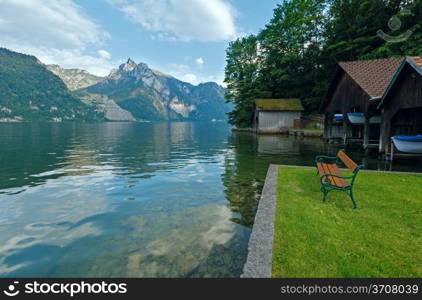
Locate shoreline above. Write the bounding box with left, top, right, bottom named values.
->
left=232, top=127, right=323, bottom=137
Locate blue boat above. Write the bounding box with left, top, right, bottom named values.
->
left=392, top=135, right=422, bottom=154
left=334, top=114, right=344, bottom=122
left=347, top=112, right=365, bottom=124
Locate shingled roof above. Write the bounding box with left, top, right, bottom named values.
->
left=338, top=58, right=404, bottom=99
left=255, top=99, right=304, bottom=111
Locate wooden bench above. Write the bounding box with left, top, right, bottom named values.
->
left=315, top=151, right=363, bottom=209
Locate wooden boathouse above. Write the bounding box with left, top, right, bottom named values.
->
left=324, top=58, right=403, bottom=149
left=253, top=99, right=304, bottom=134
left=378, top=57, right=422, bottom=155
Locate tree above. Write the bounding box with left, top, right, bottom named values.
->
left=224, top=0, right=422, bottom=128
left=224, top=35, right=265, bottom=128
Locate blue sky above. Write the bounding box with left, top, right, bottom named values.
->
left=0, top=0, right=280, bottom=85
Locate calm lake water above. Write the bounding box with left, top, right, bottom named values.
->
left=1, top=122, right=421, bottom=278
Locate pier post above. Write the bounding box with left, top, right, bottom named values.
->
left=343, top=116, right=348, bottom=146
left=379, top=115, right=391, bottom=156
left=363, top=117, right=370, bottom=149
left=323, top=115, right=329, bottom=139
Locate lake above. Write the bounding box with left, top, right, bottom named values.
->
left=1, top=122, right=421, bottom=277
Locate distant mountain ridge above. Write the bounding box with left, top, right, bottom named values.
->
left=84, top=59, right=230, bottom=121
left=0, top=48, right=230, bottom=122
left=46, top=64, right=105, bottom=91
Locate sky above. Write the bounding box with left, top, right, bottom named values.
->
left=0, top=0, right=280, bottom=85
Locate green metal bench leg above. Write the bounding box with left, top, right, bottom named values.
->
left=321, top=187, right=329, bottom=203
left=349, top=189, right=358, bottom=209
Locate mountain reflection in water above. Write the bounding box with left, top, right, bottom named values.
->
left=0, top=122, right=421, bottom=277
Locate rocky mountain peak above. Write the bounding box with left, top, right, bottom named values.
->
left=109, top=59, right=157, bottom=85
left=135, top=62, right=150, bottom=72
left=120, top=58, right=138, bottom=72
left=83, top=55, right=230, bottom=122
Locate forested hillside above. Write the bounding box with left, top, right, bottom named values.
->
left=0, top=48, right=103, bottom=121
left=225, top=0, right=422, bottom=128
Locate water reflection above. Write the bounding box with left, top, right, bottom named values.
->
left=0, top=122, right=252, bottom=277
left=1, top=123, right=421, bottom=278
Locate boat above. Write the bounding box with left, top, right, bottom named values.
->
left=392, top=135, right=422, bottom=154
left=347, top=113, right=365, bottom=124
left=346, top=113, right=381, bottom=125
left=334, top=114, right=344, bottom=122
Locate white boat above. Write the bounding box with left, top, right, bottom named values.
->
left=347, top=113, right=365, bottom=124
left=392, top=135, right=422, bottom=154
left=347, top=113, right=381, bottom=125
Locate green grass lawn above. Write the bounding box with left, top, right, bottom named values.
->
left=273, top=166, right=422, bottom=278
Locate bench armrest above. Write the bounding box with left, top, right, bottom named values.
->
left=315, top=155, right=338, bottom=164
left=355, top=165, right=364, bottom=173
left=320, top=174, right=354, bottom=185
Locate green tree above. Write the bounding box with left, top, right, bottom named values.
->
left=224, top=0, right=422, bottom=128
left=324, top=0, right=422, bottom=60
left=224, top=35, right=266, bottom=128
left=224, top=0, right=328, bottom=127
left=365, top=0, right=422, bottom=58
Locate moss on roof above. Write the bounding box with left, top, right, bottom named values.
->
left=255, top=99, right=304, bottom=111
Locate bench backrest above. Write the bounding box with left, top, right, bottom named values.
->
left=337, top=151, right=358, bottom=173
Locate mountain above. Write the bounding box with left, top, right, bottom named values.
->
left=84, top=59, right=231, bottom=121
left=0, top=48, right=103, bottom=122
left=46, top=64, right=105, bottom=90
left=76, top=92, right=136, bottom=122
left=46, top=63, right=136, bottom=121
left=0, top=48, right=230, bottom=123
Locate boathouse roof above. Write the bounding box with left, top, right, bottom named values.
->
left=408, top=56, right=422, bottom=74
left=338, top=58, right=404, bottom=99
left=255, top=99, right=304, bottom=112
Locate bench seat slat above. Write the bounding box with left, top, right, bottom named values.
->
left=317, top=162, right=349, bottom=188
left=328, top=165, right=349, bottom=188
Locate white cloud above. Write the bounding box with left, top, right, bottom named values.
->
left=205, top=75, right=226, bottom=87
left=109, top=0, right=239, bottom=42
left=98, top=50, right=112, bottom=60
left=164, top=58, right=227, bottom=86
left=39, top=48, right=114, bottom=76
left=174, top=72, right=226, bottom=87
left=168, top=63, right=191, bottom=72
left=165, top=63, right=224, bottom=86
left=195, top=57, right=204, bottom=68
left=0, top=0, right=113, bottom=76
left=179, top=73, right=201, bottom=85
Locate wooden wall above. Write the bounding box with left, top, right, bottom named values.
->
left=383, top=64, right=422, bottom=121
left=379, top=63, right=422, bottom=153
left=257, top=111, right=301, bottom=133
left=326, top=71, right=370, bottom=116
left=391, top=107, right=422, bottom=136
left=324, top=71, right=372, bottom=141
